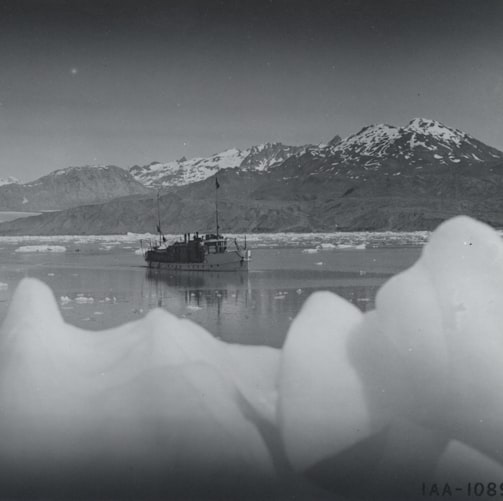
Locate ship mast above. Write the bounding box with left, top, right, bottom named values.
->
left=157, top=191, right=162, bottom=246
left=215, top=176, right=220, bottom=236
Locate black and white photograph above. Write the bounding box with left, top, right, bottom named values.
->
left=0, top=0, right=502, bottom=499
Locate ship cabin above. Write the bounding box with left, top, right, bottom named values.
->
left=165, top=232, right=228, bottom=262
left=202, top=233, right=228, bottom=254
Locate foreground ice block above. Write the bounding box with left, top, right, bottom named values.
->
left=278, top=216, right=503, bottom=499
left=362, top=216, right=503, bottom=461
left=277, top=291, right=370, bottom=471
left=0, top=279, right=280, bottom=498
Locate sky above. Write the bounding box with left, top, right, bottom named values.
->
left=0, top=0, right=502, bottom=182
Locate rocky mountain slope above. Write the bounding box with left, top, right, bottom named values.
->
left=0, top=166, right=150, bottom=211
left=2, top=118, right=503, bottom=234
left=129, top=142, right=307, bottom=187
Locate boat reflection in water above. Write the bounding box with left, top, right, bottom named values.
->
left=144, top=265, right=380, bottom=348
left=144, top=267, right=254, bottom=339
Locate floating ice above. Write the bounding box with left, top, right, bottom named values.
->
left=15, top=245, right=66, bottom=253
left=317, top=243, right=336, bottom=250
left=336, top=243, right=366, bottom=250
left=302, top=248, right=318, bottom=254
left=74, top=295, right=94, bottom=304
left=0, top=230, right=432, bottom=251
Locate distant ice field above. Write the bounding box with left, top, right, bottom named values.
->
left=0, top=229, right=433, bottom=248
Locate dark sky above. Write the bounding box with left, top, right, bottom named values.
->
left=1, top=0, right=502, bottom=181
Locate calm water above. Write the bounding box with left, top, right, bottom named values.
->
left=0, top=237, right=422, bottom=348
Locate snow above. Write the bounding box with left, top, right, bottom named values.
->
left=15, top=245, right=66, bottom=253
left=334, top=117, right=471, bottom=166
left=130, top=143, right=302, bottom=187
left=407, top=117, right=465, bottom=145
left=339, top=123, right=400, bottom=157
left=1, top=216, right=503, bottom=497
left=0, top=176, right=19, bottom=186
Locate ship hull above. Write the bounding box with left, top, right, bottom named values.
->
left=145, top=250, right=249, bottom=272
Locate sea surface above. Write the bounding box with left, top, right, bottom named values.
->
left=0, top=232, right=425, bottom=348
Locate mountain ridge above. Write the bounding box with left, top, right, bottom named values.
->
left=129, top=142, right=309, bottom=187
left=0, top=165, right=149, bottom=211
left=1, top=118, right=503, bottom=234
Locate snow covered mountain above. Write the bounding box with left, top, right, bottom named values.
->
left=279, top=117, right=503, bottom=177
left=0, top=177, right=20, bottom=187
left=0, top=165, right=149, bottom=211
left=3, top=118, right=503, bottom=234
left=129, top=142, right=307, bottom=187
left=336, top=117, right=502, bottom=165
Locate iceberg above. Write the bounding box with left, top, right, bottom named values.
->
left=0, top=215, right=502, bottom=499
left=0, top=279, right=281, bottom=498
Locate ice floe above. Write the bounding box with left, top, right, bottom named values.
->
left=0, top=230, right=431, bottom=251
left=15, top=245, right=66, bottom=253
left=0, top=215, right=502, bottom=498
left=74, top=295, right=94, bottom=304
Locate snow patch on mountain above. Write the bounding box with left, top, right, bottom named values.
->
left=130, top=143, right=307, bottom=187
left=307, top=117, right=503, bottom=170
left=407, top=117, right=465, bottom=144
left=0, top=177, right=19, bottom=186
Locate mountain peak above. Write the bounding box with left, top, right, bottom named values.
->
left=328, top=135, right=342, bottom=147
left=304, top=117, right=503, bottom=171
left=405, top=117, right=466, bottom=143
left=407, top=117, right=444, bottom=128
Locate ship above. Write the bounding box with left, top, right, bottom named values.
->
left=142, top=177, right=251, bottom=271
